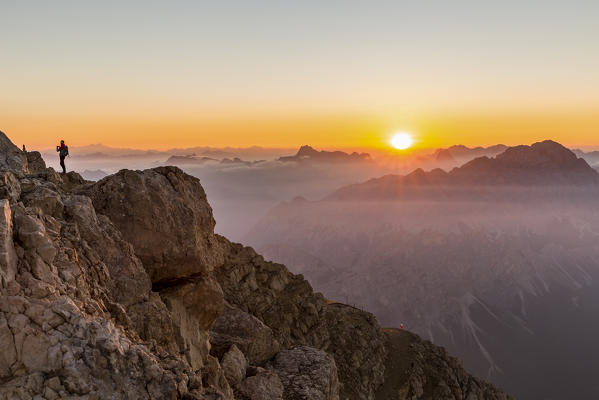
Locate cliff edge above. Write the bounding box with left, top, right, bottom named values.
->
left=0, top=131, right=509, bottom=399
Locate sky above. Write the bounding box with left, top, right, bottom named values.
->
left=2, top=0, right=598, bottom=150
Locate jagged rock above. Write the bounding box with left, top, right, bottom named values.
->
left=0, top=131, right=28, bottom=174
left=376, top=329, right=510, bottom=400
left=160, top=276, right=224, bottom=370
left=215, top=241, right=329, bottom=349
left=0, top=134, right=236, bottom=399
left=85, top=166, right=225, bottom=283
left=200, top=355, right=235, bottom=398
left=22, top=186, right=65, bottom=219
left=235, top=370, right=284, bottom=400
left=0, top=200, right=17, bottom=288
left=0, top=172, right=21, bottom=203
left=25, top=151, right=46, bottom=173
left=211, top=303, right=281, bottom=365
left=269, top=346, right=339, bottom=400
left=221, top=344, right=248, bottom=386
left=215, top=243, right=387, bottom=400
left=323, top=303, right=386, bottom=400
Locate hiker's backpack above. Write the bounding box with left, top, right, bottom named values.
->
left=60, top=146, right=69, bottom=157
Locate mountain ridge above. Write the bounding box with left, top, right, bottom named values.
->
left=329, top=140, right=599, bottom=200
left=279, top=145, right=372, bottom=164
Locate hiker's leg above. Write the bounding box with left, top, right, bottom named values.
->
left=60, top=157, right=66, bottom=173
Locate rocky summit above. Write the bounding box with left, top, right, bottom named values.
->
left=0, top=131, right=509, bottom=400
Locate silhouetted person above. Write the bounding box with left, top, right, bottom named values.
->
left=56, top=140, right=69, bottom=173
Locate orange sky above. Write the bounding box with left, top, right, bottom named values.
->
left=2, top=2, right=598, bottom=151
left=4, top=109, right=599, bottom=151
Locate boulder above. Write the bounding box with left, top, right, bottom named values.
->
left=235, top=370, right=284, bottom=400
left=211, top=303, right=280, bottom=365
left=221, top=344, right=248, bottom=386
left=270, top=346, right=339, bottom=400
left=85, top=167, right=225, bottom=283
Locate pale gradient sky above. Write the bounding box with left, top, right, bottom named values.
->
left=2, top=0, right=598, bottom=149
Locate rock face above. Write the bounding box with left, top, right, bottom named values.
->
left=85, top=167, right=224, bottom=283
left=376, top=329, right=509, bottom=400
left=0, top=131, right=510, bottom=399
left=269, top=347, right=339, bottom=400
left=0, top=132, right=29, bottom=174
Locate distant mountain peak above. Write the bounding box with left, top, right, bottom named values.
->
left=494, top=140, right=577, bottom=166
left=297, top=145, right=319, bottom=157
left=279, top=146, right=372, bottom=164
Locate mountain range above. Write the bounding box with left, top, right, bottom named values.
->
left=247, top=140, right=599, bottom=399
left=329, top=140, right=599, bottom=201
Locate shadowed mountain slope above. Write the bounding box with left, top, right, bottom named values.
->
left=329, top=140, right=599, bottom=201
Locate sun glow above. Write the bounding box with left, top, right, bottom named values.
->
left=390, top=132, right=414, bottom=150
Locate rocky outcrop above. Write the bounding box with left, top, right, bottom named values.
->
left=24, top=151, right=46, bottom=173
left=214, top=242, right=388, bottom=400
left=84, top=167, right=224, bottom=283
left=376, top=329, right=509, bottom=400
left=0, top=131, right=510, bottom=399
left=0, top=185, right=208, bottom=399
left=0, top=132, right=29, bottom=174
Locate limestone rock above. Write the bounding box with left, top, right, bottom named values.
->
left=215, top=243, right=386, bottom=400
left=215, top=241, right=329, bottom=349
left=211, top=303, right=281, bottom=365
left=0, top=131, right=28, bottom=174
left=0, top=172, right=21, bottom=203
left=22, top=186, right=65, bottom=219
left=235, top=370, right=284, bottom=400
left=160, top=276, right=224, bottom=370
left=85, top=166, right=225, bottom=283
left=0, top=200, right=17, bottom=288
left=25, top=151, right=46, bottom=173
left=270, top=346, right=339, bottom=400
left=221, top=344, right=248, bottom=386
left=323, top=303, right=386, bottom=400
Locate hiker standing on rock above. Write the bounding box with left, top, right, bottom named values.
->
left=56, top=140, right=69, bottom=173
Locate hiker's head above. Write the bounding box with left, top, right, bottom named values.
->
left=60, top=140, right=64, bottom=144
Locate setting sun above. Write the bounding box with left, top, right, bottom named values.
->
left=390, top=132, right=414, bottom=150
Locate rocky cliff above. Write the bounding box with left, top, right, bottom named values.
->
left=0, top=131, right=509, bottom=400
